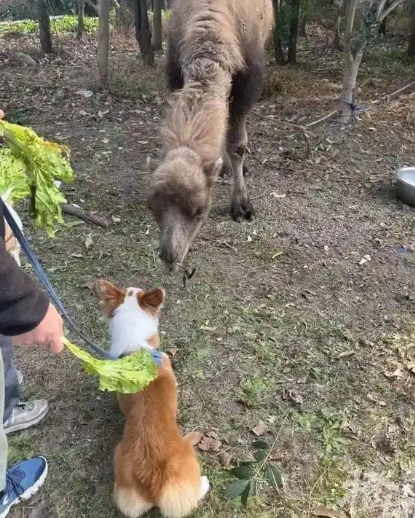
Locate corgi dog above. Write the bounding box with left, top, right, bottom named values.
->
left=2, top=196, right=23, bottom=266
left=98, top=280, right=210, bottom=518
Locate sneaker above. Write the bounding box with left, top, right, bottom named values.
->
left=4, top=401, right=48, bottom=436
left=16, top=370, right=23, bottom=386
left=0, top=457, right=48, bottom=518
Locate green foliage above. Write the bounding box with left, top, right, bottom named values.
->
left=225, top=439, right=283, bottom=506
left=0, top=15, right=100, bottom=34
left=63, top=338, right=158, bottom=394
left=295, top=408, right=350, bottom=464
left=0, top=119, right=75, bottom=236
left=240, top=376, right=267, bottom=407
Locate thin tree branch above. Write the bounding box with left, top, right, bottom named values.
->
left=345, top=0, right=360, bottom=37
left=61, top=204, right=109, bottom=228
left=378, top=0, right=406, bottom=21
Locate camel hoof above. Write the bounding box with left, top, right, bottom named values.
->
left=230, top=198, right=255, bottom=222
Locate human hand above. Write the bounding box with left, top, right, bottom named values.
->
left=0, top=109, right=4, bottom=119
left=12, top=303, right=64, bottom=353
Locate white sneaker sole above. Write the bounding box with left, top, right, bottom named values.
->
left=0, top=457, right=48, bottom=518
left=4, top=406, right=49, bottom=436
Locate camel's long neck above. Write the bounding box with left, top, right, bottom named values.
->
left=163, top=59, right=232, bottom=160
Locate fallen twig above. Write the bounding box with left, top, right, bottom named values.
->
left=61, top=204, right=109, bottom=228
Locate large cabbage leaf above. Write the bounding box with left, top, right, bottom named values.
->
left=63, top=337, right=158, bottom=394
left=0, top=119, right=75, bottom=236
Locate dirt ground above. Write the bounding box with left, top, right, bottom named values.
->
left=1, top=25, right=415, bottom=518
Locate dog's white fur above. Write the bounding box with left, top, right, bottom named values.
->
left=109, top=287, right=163, bottom=358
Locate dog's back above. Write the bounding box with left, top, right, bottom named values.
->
left=114, top=355, right=208, bottom=518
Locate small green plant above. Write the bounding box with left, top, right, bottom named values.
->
left=225, top=439, right=283, bottom=506
left=295, top=408, right=350, bottom=463
left=240, top=376, right=267, bottom=407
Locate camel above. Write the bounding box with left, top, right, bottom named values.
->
left=148, top=0, right=274, bottom=270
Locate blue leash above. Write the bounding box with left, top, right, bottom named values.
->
left=3, top=203, right=163, bottom=366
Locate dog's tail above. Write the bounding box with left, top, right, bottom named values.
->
left=157, top=476, right=209, bottom=518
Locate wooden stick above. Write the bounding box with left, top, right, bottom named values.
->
left=61, top=204, right=109, bottom=228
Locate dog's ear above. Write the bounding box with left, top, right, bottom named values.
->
left=139, top=288, right=165, bottom=316
left=96, top=279, right=125, bottom=317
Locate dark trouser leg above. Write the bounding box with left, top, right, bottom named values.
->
left=0, top=344, right=7, bottom=492
left=1, top=335, right=21, bottom=423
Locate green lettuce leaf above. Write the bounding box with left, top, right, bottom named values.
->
left=0, top=119, right=75, bottom=236
left=0, top=148, right=30, bottom=202
left=63, top=337, right=158, bottom=394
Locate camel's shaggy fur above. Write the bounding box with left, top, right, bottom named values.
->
left=148, top=0, right=273, bottom=269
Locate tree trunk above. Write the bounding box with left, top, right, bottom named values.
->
left=77, top=0, right=85, bottom=39
left=38, top=0, right=53, bottom=54
left=332, top=16, right=342, bottom=49
left=272, top=0, right=286, bottom=65
left=408, top=11, right=415, bottom=57
left=299, top=16, right=306, bottom=38
left=98, top=0, right=111, bottom=85
left=337, top=47, right=364, bottom=122
left=116, top=0, right=133, bottom=35
left=135, top=0, right=155, bottom=66
left=152, top=0, right=163, bottom=51
left=273, top=32, right=287, bottom=65
left=378, top=17, right=386, bottom=35
left=85, top=0, right=98, bottom=15
left=287, top=0, right=300, bottom=65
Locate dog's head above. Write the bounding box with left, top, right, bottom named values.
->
left=97, top=279, right=165, bottom=319
left=96, top=279, right=165, bottom=356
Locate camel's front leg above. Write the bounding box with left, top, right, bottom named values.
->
left=227, top=115, right=254, bottom=222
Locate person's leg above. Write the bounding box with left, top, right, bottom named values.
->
left=0, top=342, right=49, bottom=518
left=1, top=335, right=48, bottom=436
left=1, top=336, right=20, bottom=422
left=0, top=339, right=7, bottom=494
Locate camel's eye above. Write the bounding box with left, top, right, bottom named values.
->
left=195, top=208, right=203, bottom=218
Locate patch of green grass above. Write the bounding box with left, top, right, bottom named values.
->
left=7, top=430, right=36, bottom=464
left=364, top=45, right=415, bottom=76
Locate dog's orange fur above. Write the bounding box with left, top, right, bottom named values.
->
left=98, top=280, right=208, bottom=518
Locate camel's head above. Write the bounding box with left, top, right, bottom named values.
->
left=148, top=147, right=222, bottom=271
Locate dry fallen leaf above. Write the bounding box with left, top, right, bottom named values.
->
left=384, top=367, right=404, bottom=379
left=407, top=362, right=415, bottom=374
left=269, top=451, right=283, bottom=462
left=313, top=507, right=343, bottom=518
left=367, top=393, right=386, bottom=407
left=82, top=280, right=96, bottom=291
left=27, top=497, right=50, bottom=518
left=85, top=235, right=93, bottom=249
left=251, top=421, right=267, bottom=437
left=166, top=348, right=179, bottom=361
left=184, top=431, right=204, bottom=447
left=282, top=388, right=303, bottom=405
left=198, top=435, right=222, bottom=452
left=218, top=451, right=233, bottom=467
left=359, top=254, right=372, bottom=265
left=337, top=350, right=355, bottom=359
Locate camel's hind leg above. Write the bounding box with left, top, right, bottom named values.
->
left=227, top=58, right=265, bottom=222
